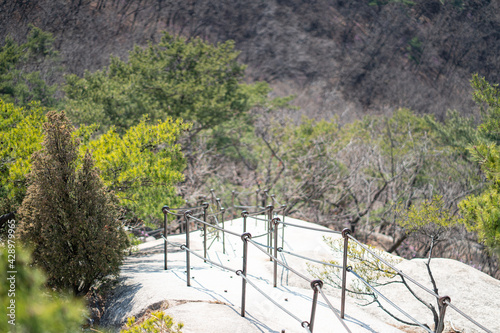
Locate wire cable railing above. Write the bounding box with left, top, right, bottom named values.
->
left=159, top=192, right=493, bottom=333
left=236, top=271, right=312, bottom=333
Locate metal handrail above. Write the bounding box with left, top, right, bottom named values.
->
left=236, top=271, right=311, bottom=332
left=445, top=300, right=492, bottom=333
left=280, top=220, right=342, bottom=234
left=160, top=192, right=493, bottom=333
left=247, top=238, right=312, bottom=284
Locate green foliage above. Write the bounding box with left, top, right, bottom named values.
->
left=459, top=76, right=500, bottom=255
left=459, top=183, right=500, bottom=255
left=82, top=117, right=189, bottom=220
left=0, top=99, right=45, bottom=215
left=425, top=109, right=478, bottom=156
left=0, top=26, right=59, bottom=107
left=0, top=98, right=187, bottom=222
left=460, top=143, right=500, bottom=255
left=0, top=245, right=85, bottom=332
left=121, top=311, right=183, bottom=333
left=308, top=237, right=402, bottom=298
left=17, top=111, right=128, bottom=295
left=472, top=74, right=500, bottom=145
left=396, top=195, right=462, bottom=238
left=64, top=32, right=270, bottom=133
left=407, top=37, right=423, bottom=64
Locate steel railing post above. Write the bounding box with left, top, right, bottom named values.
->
left=210, top=188, right=215, bottom=206
left=267, top=205, right=274, bottom=258
left=263, top=189, right=268, bottom=208
left=341, top=228, right=351, bottom=319
left=184, top=210, right=192, bottom=287
left=273, top=217, right=280, bottom=287
left=162, top=206, right=169, bottom=270
left=436, top=296, right=451, bottom=333
left=281, top=204, right=286, bottom=249
left=240, top=232, right=252, bottom=317
left=256, top=189, right=260, bottom=209
left=242, top=210, right=248, bottom=233
left=202, top=202, right=209, bottom=261
left=221, top=207, right=226, bottom=254
left=231, top=190, right=236, bottom=219
left=309, top=280, right=323, bottom=333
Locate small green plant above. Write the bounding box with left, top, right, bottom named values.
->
left=0, top=245, right=85, bottom=332
left=121, top=311, right=183, bottom=333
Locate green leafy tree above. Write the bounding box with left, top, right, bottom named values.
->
left=0, top=100, right=188, bottom=225
left=459, top=75, right=500, bottom=255
left=396, top=195, right=462, bottom=253
left=82, top=117, right=189, bottom=220
left=0, top=26, right=59, bottom=107
left=81, top=118, right=190, bottom=218
left=17, top=111, right=128, bottom=295
left=0, top=99, right=45, bottom=218
left=64, top=32, right=269, bottom=134
left=0, top=245, right=85, bottom=332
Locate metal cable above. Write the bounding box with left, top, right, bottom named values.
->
left=250, top=240, right=275, bottom=250
left=280, top=221, right=342, bottom=234
left=445, top=301, right=492, bottom=333
left=187, top=214, right=242, bottom=238
left=166, top=204, right=206, bottom=211
left=237, top=271, right=307, bottom=328
left=251, top=231, right=273, bottom=239
left=349, top=269, right=433, bottom=333
left=251, top=215, right=271, bottom=222
left=279, top=251, right=290, bottom=286
left=347, top=235, right=439, bottom=299
left=160, top=235, right=184, bottom=248
left=234, top=205, right=260, bottom=209
left=163, top=210, right=186, bottom=217
left=317, top=288, right=352, bottom=333
left=232, top=190, right=255, bottom=195
left=247, top=239, right=312, bottom=283
left=246, top=208, right=270, bottom=216
left=271, top=196, right=282, bottom=207
left=278, top=248, right=343, bottom=269
left=182, top=245, right=238, bottom=273
left=206, top=210, right=225, bottom=218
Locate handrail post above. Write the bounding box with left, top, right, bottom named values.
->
left=281, top=204, right=286, bottom=248
left=231, top=190, right=236, bottom=219
left=273, top=217, right=280, bottom=287
left=263, top=189, right=268, bottom=208
left=436, top=296, right=451, bottom=333
left=162, top=205, right=169, bottom=270
left=216, top=197, right=221, bottom=211
left=240, top=232, right=252, bottom=317
left=242, top=211, right=249, bottom=233
left=210, top=188, right=215, bottom=206
left=267, top=204, right=274, bottom=258
left=221, top=207, right=226, bottom=254
left=309, top=280, right=323, bottom=333
left=184, top=210, right=192, bottom=287
left=202, top=202, right=209, bottom=261
left=341, top=228, right=351, bottom=319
